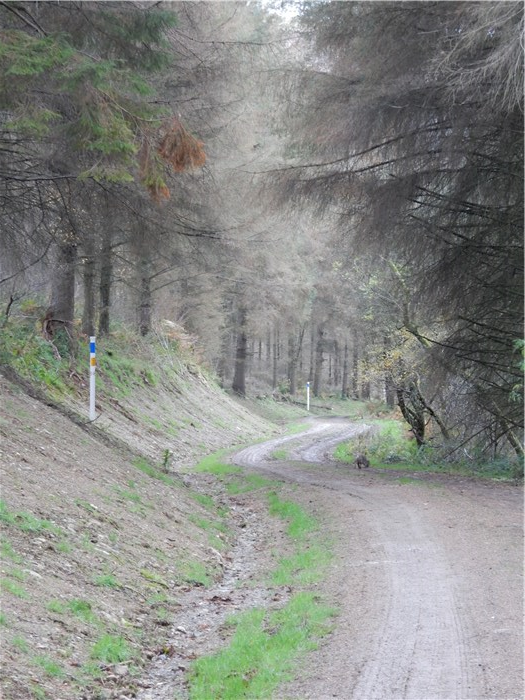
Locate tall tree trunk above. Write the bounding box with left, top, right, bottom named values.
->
left=396, top=384, right=425, bottom=446
left=384, top=336, right=396, bottom=408
left=288, top=324, right=305, bottom=396
left=308, top=324, right=315, bottom=381
left=272, top=323, right=279, bottom=389
left=266, top=326, right=272, bottom=382
left=341, top=339, right=349, bottom=399
left=139, top=258, right=152, bottom=336
left=272, top=326, right=278, bottom=390
left=45, top=237, right=77, bottom=352
left=351, top=329, right=359, bottom=399
left=217, top=297, right=234, bottom=384
left=98, top=230, right=112, bottom=337
left=385, top=374, right=396, bottom=408
left=288, top=333, right=297, bottom=395
left=313, top=326, right=324, bottom=397
left=232, top=306, right=248, bottom=397
left=333, top=339, right=341, bottom=388
left=361, top=369, right=371, bottom=401
left=81, top=235, right=96, bottom=337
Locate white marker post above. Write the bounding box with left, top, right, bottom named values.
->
left=89, top=336, right=96, bottom=421
left=306, top=381, right=310, bottom=411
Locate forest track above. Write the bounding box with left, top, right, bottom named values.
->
left=137, top=418, right=522, bottom=700
left=233, top=417, right=524, bottom=700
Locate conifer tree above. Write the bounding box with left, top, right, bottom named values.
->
left=0, top=1, right=205, bottom=345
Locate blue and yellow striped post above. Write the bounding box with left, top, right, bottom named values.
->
left=89, top=336, right=96, bottom=421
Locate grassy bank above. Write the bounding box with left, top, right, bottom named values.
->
left=189, top=452, right=336, bottom=699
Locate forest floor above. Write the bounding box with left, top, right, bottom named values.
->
left=1, top=366, right=523, bottom=699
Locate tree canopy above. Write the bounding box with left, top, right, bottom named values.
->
left=1, top=0, right=522, bottom=464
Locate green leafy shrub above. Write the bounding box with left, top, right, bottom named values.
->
left=0, top=320, right=67, bottom=393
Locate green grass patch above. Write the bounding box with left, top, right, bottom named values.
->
left=333, top=442, right=355, bottom=464
left=194, top=450, right=241, bottom=476
left=12, top=635, right=29, bottom=653
left=342, top=399, right=371, bottom=418
left=267, top=492, right=316, bottom=541
left=178, top=561, right=213, bottom=587
left=251, top=397, right=311, bottom=422
left=96, top=340, right=161, bottom=397
left=90, top=634, right=131, bottom=664
left=226, top=474, right=278, bottom=495
left=0, top=537, right=23, bottom=563
left=46, top=600, right=67, bottom=615
left=143, top=415, right=165, bottom=431
left=368, top=420, right=419, bottom=463
left=0, top=318, right=67, bottom=394
left=140, top=569, right=169, bottom=589
left=113, top=485, right=142, bottom=504
left=0, top=500, right=61, bottom=535
left=146, top=591, right=178, bottom=608
left=0, top=612, right=8, bottom=626
left=271, top=543, right=332, bottom=586
left=93, top=573, right=120, bottom=588
left=0, top=316, right=189, bottom=411
left=154, top=606, right=170, bottom=623
left=75, top=661, right=104, bottom=686
left=188, top=483, right=336, bottom=699
left=284, top=422, right=310, bottom=435
left=189, top=492, right=216, bottom=510
left=334, top=419, right=427, bottom=472
left=132, top=457, right=180, bottom=486
left=189, top=593, right=336, bottom=700
left=188, top=514, right=228, bottom=536
left=33, top=655, right=64, bottom=678
left=396, top=476, right=423, bottom=485
left=55, top=539, right=72, bottom=553
left=68, top=599, right=98, bottom=624
left=267, top=492, right=332, bottom=585
left=1, top=578, right=28, bottom=598
left=97, top=353, right=139, bottom=397
left=74, top=499, right=99, bottom=514
left=271, top=448, right=289, bottom=460
left=445, top=457, right=523, bottom=481
left=29, top=684, right=48, bottom=700
left=4, top=566, right=26, bottom=582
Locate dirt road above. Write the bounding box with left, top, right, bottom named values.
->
left=233, top=418, right=524, bottom=700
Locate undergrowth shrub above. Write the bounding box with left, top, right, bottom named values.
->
left=1, top=319, right=67, bottom=393
left=366, top=420, right=419, bottom=463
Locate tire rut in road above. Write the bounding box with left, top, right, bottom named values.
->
left=349, top=499, right=471, bottom=700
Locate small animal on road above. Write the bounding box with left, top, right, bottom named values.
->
left=354, top=453, right=370, bottom=469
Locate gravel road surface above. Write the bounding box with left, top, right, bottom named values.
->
left=234, top=418, right=524, bottom=700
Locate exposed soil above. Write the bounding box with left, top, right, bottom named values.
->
left=1, top=367, right=523, bottom=700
